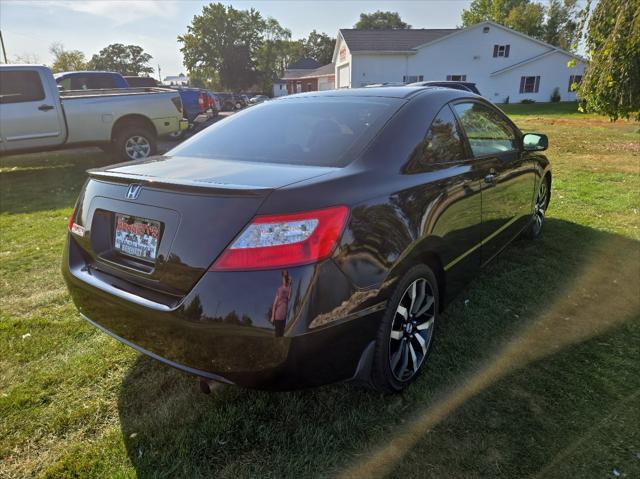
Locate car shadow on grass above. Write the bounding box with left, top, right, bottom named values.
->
left=116, top=219, right=640, bottom=479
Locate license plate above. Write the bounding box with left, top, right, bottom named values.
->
left=114, top=214, right=161, bottom=261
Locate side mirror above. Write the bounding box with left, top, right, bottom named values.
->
left=523, top=133, right=548, bottom=151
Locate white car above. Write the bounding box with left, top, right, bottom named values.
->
left=249, top=95, right=269, bottom=105
left=0, top=65, right=187, bottom=160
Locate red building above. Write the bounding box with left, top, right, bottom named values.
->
left=282, top=58, right=335, bottom=94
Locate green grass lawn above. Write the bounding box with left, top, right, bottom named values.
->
left=1, top=104, right=639, bottom=479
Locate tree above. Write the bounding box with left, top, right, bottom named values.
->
left=12, top=52, right=39, bottom=64
left=49, top=43, right=86, bottom=72
left=87, top=43, right=153, bottom=76
left=303, top=30, right=336, bottom=65
left=461, top=0, right=580, bottom=48
left=354, top=11, right=411, bottom=29
left=544, top=0, right=579, bottom=50
left=577, top=0, right=640, bottom=121
left=505, top=2, right=545, bottom=39
left=461, top=0, right=528, bottom=26
left=179, top=3, right=266, bottom=90
left=255, top=18, right=293, bottom=92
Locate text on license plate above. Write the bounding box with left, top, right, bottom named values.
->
left=114, top=214, right=160, bottom=261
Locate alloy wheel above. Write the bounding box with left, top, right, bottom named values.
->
left=533, top=179, right=548, bottom=233
left=125, top=135, right=151, bottom=160
left=388, top=278, right=436, bottom=381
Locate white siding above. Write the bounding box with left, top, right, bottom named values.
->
left=334, top=34, right=352, bottom=88
left=351, top=54, right=410, bottom=86
left=337, top=64, right=350, bottom=88
left=272, top=83, right=287, bottom=97
left=339, top=22, right=586, bottom=101
left=490, top=51, right=585, bottom=102
left=318, top=76, right=335, bottom=91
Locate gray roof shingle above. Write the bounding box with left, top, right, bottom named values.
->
left=283, top=62, right=335, bottom=80
left=339, top=28, right=458, bottom=52
left=286, top=58, right=322, bottom=69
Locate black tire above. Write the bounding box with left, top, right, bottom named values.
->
left=371, top=264, right=439, bottom=394
left=523, top=175, right=550, bottom=239
left=113, top=126, right=157, bottom=161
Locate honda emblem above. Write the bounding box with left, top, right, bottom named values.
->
left=126, top=184, right=142, bottom=200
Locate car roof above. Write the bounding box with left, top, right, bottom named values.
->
left=279, top=86, right=475, bottom=101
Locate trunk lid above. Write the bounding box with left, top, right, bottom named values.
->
left=72, top=155, right=336, bottom=298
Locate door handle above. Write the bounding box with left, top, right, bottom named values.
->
left=38, top=104, right=54, bottom=111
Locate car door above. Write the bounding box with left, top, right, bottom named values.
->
left=452, top=101, right=535, bottom=265
left=401, top=103, right=485, bottom=293
left=0, top=69, right=66, bottom=152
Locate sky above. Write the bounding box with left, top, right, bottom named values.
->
left=0, top=0, right=474, bottom=77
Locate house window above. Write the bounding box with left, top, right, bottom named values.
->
left=493, top=44, right=510, bottom=57
left=483, top=26, right=490, bottom=33
left=307, top=82, right=313, bottom=91
left=520, top=76, right=540, bottom=94
left=403, top=75, right=424, bottom=83
left=568, top=74, right=583, bottom=92
left=446, top=75, right=467, bottom=81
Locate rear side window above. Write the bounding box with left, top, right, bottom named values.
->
left=168, top=97, right=402, bottom=167
left=0, top=71, right=45, bottom=104
left=453, top=102, right=516, bottom=156
left=70, top=75, right=116, bottom=90
left=404, top=104, right=466, bottom=173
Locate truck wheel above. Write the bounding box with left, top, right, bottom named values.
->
left=114, top=127, right=157, bottom=161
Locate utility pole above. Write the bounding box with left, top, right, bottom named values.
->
left=0, top=30, right=8, bottom=64
left=157, top=64, right=161, bottom=83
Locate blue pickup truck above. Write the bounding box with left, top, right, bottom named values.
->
left=54, top=72, right=214, bottom=134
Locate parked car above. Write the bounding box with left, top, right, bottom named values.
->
left=249, top=94, right=269, bottom=105
left=206, top=92, right=220, bottom=116
left=408, top=81, right=482, bottom=95
left=63, top=86, right=551, bottom=393
left=214, top=92, right=237, bottom=111
left=169, top=86, right=209, bottom=123
left=124, top=76, right=160, bottom=87
left=363, top=82, right=406, bottom=88
left=1, top=65, right=187, bottom=160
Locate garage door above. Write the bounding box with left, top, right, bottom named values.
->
left=338, top=64, right=350, bottom=88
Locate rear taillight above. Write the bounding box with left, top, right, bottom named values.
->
left=171, top=96, right=183, bottom=114
left=68, top=204, right=77, bottom=231
left=198, top=93, right=206, bottom=111
left=210, top=206, right=349, bottom=271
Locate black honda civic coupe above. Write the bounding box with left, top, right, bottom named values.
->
left=63, top=86, right=551, bottom=393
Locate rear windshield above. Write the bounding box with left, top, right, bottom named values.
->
left=168, top=96, right=402, bottom=167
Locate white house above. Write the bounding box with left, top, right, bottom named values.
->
left=162, top=74, right=189, bottom=86
left=333, top=21, right=586, bottom=102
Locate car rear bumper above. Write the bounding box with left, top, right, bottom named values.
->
left=63, top=235, right=385, bottom=390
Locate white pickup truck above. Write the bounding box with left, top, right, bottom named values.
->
left=0, top=65, right=187, bottom=161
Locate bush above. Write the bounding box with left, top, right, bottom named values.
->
left=551, top=87, right=561, bottom=103
left=521, top=99, right=536, bottom=104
